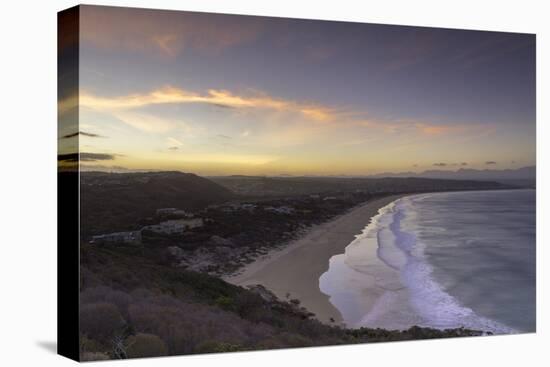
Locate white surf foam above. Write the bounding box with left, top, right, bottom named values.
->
left=376, top=196, right=516, bottom=334
left=321, top=194, right=518, bottom=333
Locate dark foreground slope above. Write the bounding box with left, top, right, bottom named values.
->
left=80, top=171, right=234, bottom=237
left=79, top=244, right=484, bottom=360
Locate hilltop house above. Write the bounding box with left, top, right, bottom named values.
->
left=218, top=203, right=257, bottom=213
left=156, top=208, right=192, bottom=217
left=90, top=231, right=141, bottom=245
left=142, top=218, right=204, bottom=235
left=264, top=206, right=295, bottom=214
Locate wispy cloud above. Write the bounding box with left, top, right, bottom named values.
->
left=80, top=6, right=263, bottom=57
left=111, top=111, right=182, bottom=133
left=304, top=44, right=334, bottom=62
left=433, top=162, right=447, bottom=167
left=485, top=161, right=497, bottom=165
left=58, top=152, right=118, bottom=162
left=384, top=29, right=438, bottom=71
left=79, top=164, right=130, bottom=172
left=73, top=85, right=497, bottom=141
left=415, top=123, right=462, bottom=135
left=79, top=86, right=338, bottom=122
left=60, top=131, right=105, bottom=139
left=166, top=137, right=183, bottom=147
left=80, top=153, right=118, bottom=161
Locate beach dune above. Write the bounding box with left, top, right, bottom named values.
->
left=224, top=195, right=402, bottom=326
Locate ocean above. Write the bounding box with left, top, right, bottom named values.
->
left=319, top=189, right=536, bottom=333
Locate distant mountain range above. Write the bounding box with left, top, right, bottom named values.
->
left=369, top=166, right=535, bottom=182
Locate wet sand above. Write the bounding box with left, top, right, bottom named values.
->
left=224, top=195, right=403, bottom=326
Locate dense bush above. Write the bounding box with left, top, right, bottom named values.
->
left=126, top=333, right=168, bottom=358
left=79, top=302, right=125, bottom=341
left=80, top=286, right=133, bottom=318
left=79, top=284, right=276, bottom=357
left=194, top=341, right=244, bottom=354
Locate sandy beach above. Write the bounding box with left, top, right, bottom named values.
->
left=224, top=194, right=404, bottom=326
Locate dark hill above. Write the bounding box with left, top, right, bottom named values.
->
left=80, top=171, right=235, bottom=237
left=210, top=175, right=511, bottom=197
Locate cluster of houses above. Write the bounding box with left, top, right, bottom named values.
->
left=215, top=203, right=257, bottom=213
left=89, top=231, right=142, bottom=245
left=90, top=194, right=348, bottom=246
left=141, top=218, right=204, bottom=236
left=155, top=208, right=192, bottom=217
left=211, top=202, right=299, bottom=215
left=263, top=205, right=295, bottom=214
left=90, top=208, right=203, bottom=245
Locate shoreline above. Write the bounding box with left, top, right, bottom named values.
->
left=224, top=194, right=405, bottom=326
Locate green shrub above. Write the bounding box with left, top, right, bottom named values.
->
left=79, top=335, right=103, bottom=353
left=126, top=333, right=168, bottom=358
left=195, top=341, right=243, bottom=354
left=276, top=332, right=313, bottom=347
left=215, top=296, right=234, bottom=310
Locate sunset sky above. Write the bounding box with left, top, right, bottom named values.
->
left=59, top=5, right=536, bottom=176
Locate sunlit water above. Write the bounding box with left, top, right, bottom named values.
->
left=319, top=190, right=535, bottom=333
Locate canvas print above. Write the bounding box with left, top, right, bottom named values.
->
left=58, top=5, right=536, bottom=361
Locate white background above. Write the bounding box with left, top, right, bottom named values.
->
left=0, top=0, right=548, bottom=365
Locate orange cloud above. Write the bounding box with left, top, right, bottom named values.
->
left=79, top=86, right=337, bottom=122
left=72, top=83, right=496, bottom=140
left=413, top=122, right=497, bottom=137
left=414, top=123, right=463, bottom=135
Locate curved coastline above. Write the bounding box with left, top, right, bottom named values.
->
left=320, top=190, right=531, bottom=334
left=224, top=194, right=405, bottom=325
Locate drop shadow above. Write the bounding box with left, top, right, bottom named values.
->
left=36, top=341, right=57, bottom=354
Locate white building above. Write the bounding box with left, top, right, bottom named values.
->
left=142, top=223, right=182, bottom=235
left=219, top=203, right=257, bottom=212
left=170, top=218, right=204, bottom=229
left=142, top=218, right=204, bottom=235
left=90, top=231, right=141, bottom=245
left=264, top=206, right=295, bottom=214
left=156, top=208, right=193, bottom=217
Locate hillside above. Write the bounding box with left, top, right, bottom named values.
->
left=80, top=171, right=235, bottom=237
left=210, top=175, right=511, bottom=197
left=79, top=244, right=483, bottom=360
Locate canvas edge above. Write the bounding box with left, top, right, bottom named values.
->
left=57, top=4, right=81, bottom=362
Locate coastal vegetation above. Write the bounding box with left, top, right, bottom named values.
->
left=80, top=243, right=484, bottom=360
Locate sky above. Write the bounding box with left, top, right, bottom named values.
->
left=59, top=5, right=536, bottom=176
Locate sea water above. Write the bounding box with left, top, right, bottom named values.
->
left=319, top=189, right=535, bottom=333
